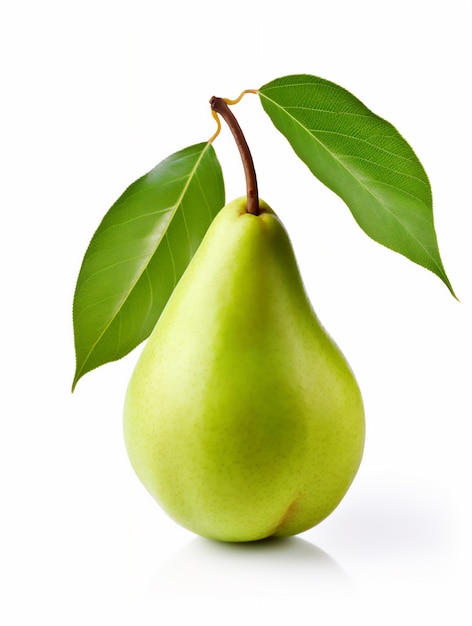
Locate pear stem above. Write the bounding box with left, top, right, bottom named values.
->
left=210, top=96, right=259, bottom=216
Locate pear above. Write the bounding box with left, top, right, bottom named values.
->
left=123, top=197, right=365, bottom=542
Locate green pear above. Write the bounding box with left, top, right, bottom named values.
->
left=123, top=197, right=365, bottom=542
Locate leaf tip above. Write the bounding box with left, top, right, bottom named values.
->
left=71, top=372, right=80, bottom=393
left=447, top=282, right=460, bottom=302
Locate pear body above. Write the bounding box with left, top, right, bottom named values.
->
left=123, top=197, right=364, bottom=542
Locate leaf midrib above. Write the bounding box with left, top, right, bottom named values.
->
left=74, top=142, right=212, bottom=385
left=259, top=91, right=442, bottom=273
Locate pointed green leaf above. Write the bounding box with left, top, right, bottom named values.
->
left=72, top=142, right=225, bottom=390
left=259, top=74, right=454, bottom=296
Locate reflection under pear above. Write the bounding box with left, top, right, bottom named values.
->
left=152, top=535, right=351, bottom=598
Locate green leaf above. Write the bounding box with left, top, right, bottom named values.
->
left=259, top=74, right=454, bottom=296
left=72, top=142, right=225, bottom=390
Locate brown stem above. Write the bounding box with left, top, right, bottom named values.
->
left=210, top=96, right=259, bottom=216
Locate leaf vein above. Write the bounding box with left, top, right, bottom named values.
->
left=75, top=142, right=213, bottom=382
left=260, top=92, right=442, bottom=272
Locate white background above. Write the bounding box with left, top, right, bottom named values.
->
left=1, top=0, right=471, bottom=624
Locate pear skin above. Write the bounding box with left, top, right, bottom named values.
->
left=123, top=197, right=365, bottom=542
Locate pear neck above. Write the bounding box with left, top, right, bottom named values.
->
left=210, top=96, right=259, bottom=216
